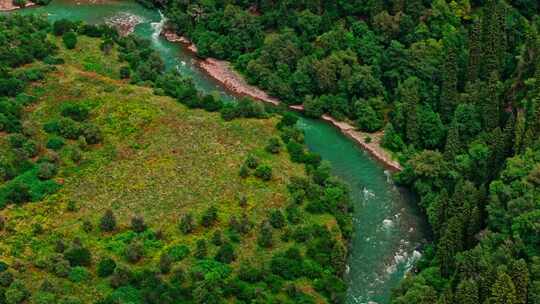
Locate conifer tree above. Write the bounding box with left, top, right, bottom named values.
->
left=514, top=110, right=526, bottom=153
left=509, top=259, right=529, bottom=304
left=399, top=77, right=421, bottom=145
left=440, top=45, right=459, bottom=122
left=490, top=272, right=518, bottom=304
left=437, top=216, right=464, bottom=277
left=468, top=20, right=482, bottom=82
left=455, top=279, right=480, bottom=304
left=444, top=119, right=461, bottom=160
left=483, top=72, right=501, bottom=130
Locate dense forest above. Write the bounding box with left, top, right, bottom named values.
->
left=0, top=12, right=352, bottom=304
left=146, top=0, right=540, bottom=303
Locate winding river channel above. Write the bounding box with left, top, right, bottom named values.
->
left=14, top=1, right=428, bottom=302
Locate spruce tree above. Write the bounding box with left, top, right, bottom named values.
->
left=399, top=77, right=421, bottom=145
left=514, top=110, right=526, bottom=153
left=483, top=72, right=501, bottom=130
left=509, top=259, right=529, bottom=304
left=437, top=216, right=464, bottom=277
left=468, top=20, right=482, bottom=82
left=490, top=272, right=518, bottom=304
left=455, top=279, right=480, bottom=304
left=444, top=119, right=461, bottom=160
left=440, top=45, right=459, bottom=122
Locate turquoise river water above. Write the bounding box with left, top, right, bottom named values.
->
left=13, top=2, right=428, bottom=303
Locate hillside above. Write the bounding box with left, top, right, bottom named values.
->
left=0, top=17, right=350, bottom=304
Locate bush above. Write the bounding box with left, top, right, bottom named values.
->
left=62, top=31, right=78, bottom=50
left=179, top=213, right=194, bottom=234
left=130, top=215, right=146, bottom=233
left=100, top=209, right=116, bottom=232
left=37, top=162, right=57, bottom=180
left=245, top=155, right=259, bottom=169
left=4, top=280, right=29, bottom=304
left=265, top=137, right=281, bottom=154
left=61, top=103, right=89, bottom=122
left=194, top=239, right=207, bottom=259
left=159, top=253, right=172, bottom=274
left=53, top=19, right=74, bottom=36
left=238, top=164, right=249, bottom=178
left=269, top=209, right=285, bottom=229
left=97, top=257, right=116, bottom=277
left=254, top=165, right=272, bottom=181
left=81, top=123, right=102, bottom=144
left=286, top=140, right=305, bottom=163
left=211, top=230, right=223, bottom=246
left=125, top=242, right=144, bottom=263
left=0, top=271, right=13, bottom=287
left=120, top=66, right=131, bottom=79
left=167, top=245, right=190, bottom=262
left=215, top=242, right=235, bottom=264
left=68, top=266, right=90, bottom=282
left=257, top=222, right=273, bottom=248
left=46, top=137, right=65, bottom=150
left=64, top=244, right=92, bottom=267
left=0, top=215, right=5, bottom=231
left=201, top=94, right=223, bottom=112
left=200, top=206, right=218, bottom=227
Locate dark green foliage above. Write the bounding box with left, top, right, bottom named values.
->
left=179, top=213, right=194, bottom=234
left=62, top=31, right=78, bottom=50
left=194, top=239, right=207, bottom=259
left=215, top=242, right=235, bottom=264
left=99, top=209, right=116, bottom=232
left=97, top=257, right=116, bottom=277
left=268, top=209, right=285, bottom=229
left=64, top=243, right=92, bottom=267
left=257, top=221, right=273, bottom=248
left=61, top=103, right=88, bottom=122
left=254, top=164, right=272, bottom=181
left=200, top=206, right=218, bottom=227
left=46, top=137, right=65, bottom=150
left=53, top=19, right=74, bottom=36
left=37, top=162, right=57, bottom=180
left=159, top=253, right=172, bottom=274
left=265, top=137, right=281, bottom=154
left=124, top=241, right=144, bottom=263
left=130, top=215, right=146, bottom=233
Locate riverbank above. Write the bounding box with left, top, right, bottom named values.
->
left=162, top=29, right=402, bottom=171
left=0, top=0, right=36, bottom=11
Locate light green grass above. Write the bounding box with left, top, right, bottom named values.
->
left=0, top=37, right=338, bottom=302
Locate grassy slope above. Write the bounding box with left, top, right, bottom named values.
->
left=0, top=37, right=337, bottom=301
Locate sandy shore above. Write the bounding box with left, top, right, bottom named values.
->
left=162, top=29, right=402, bottom=171
left=0, top=0, right=37, bottom=11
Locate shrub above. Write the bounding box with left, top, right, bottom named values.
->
left=257, top=222, right=273, bottom=248
left=0, top=271, right=14, bottom=287
left=46, top=137, right=65, bottom=150
left=254, top=165, right=272, bottom=181
left=130, top=215, right=146, bottom=233
left=97, top=257, right=116, bottom=277
left=194, top=239, right=207, bottom=259
left=57, top=118, right=81, bottom=140
left=61, top=103, right=89, bottom=122
left=179, top=213, right=194, bottom=234
left=215, top=242, right=235, bottom=264
left=4, top=280, right=29, bottom=304
left=211, top=230, right=223, bottom=246
left=201, top=94, right=223, bottom=112
left=53, top=19, right=74, bottom=36
left=269, top=209, right=285, bottom=229
left=68, top=266, right=90, bottom=282
left=167, top=245, right=190, bottom=261
left=200, top=206, right=218, bottom=227
left=120, top=66, right=131, bottom=79
left=265, top=137, right=281, bottom=154
left=245, top=155, right=259, bottom=169
left=22, top=140, right=38, bottom=158
left=238, top=164, right=249, bottom=178
left=62, top=31, right=78, bottom=50
left=125, top=241, right=144, bottom=263
left=286, top=140, right=305, bottom=163
left=0, top=215, right=5, bottom=231
left=6, top=182, right=31, bottom=205
left=64, top=244, right=92, bottom=267
left=37, top=162, right=57, bottom=180
left=110, top=266, right=133, bottom=288
left=100, top=209, right=116, bottom=232
left=159, top=253, right=172, bottom=274
left=81, top=123, right=102, bottom=144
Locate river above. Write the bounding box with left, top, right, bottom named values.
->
left=14, top=1, right=428, bottom=303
